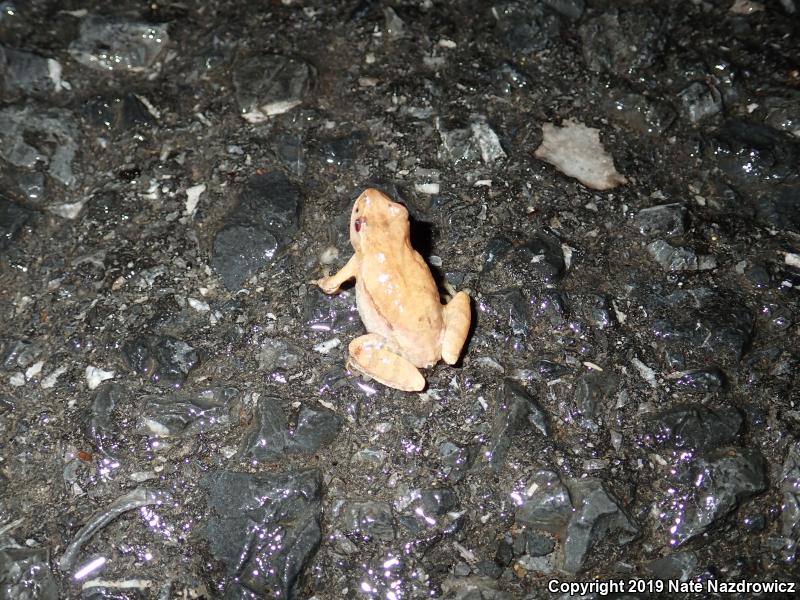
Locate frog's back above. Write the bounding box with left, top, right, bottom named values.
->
left=356, top=242, right=444, bottom=366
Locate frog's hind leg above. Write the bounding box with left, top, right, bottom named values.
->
left=441, top=291, right=471, bottom=365
left=348, top=334, right=425, bottom=392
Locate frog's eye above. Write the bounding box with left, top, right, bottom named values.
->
left=354, top=217, right=366, bottom=232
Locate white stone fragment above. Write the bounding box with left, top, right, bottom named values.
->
left=471, top=116, right=506, bottom=163
left=415, top=182, right=440, bottom=195
left=534, top=120, right=627, bottom=190
left=785, top=253, right=800, bottom=269
left=41, top=365, right=68, bottom=389
left=730, top=0, right=764, bottom=14
left=631, top=357, right=657, bottom=388
left=242, top=101, right=301, bottom=123
left=47, top=58, right=66, bottom=91
left=25, top=360, right=44, bottom=379
left=319, top=246, right=339, bottom=265
left=85, top=365, right=114, bottom=390
left=135, top=94, right=161, bottom=119
left=187, top=297, right=210, bottom=312
left=73, top=557, right=107, bottom=580
left=9, top=372, right=25, bottom=387
left=314, top=338, right=341, bottom=354
left=139, top=418, right=170, bottom=436
left=48, top=200, right=86, bottom=219
left=184, top=183, right=205, bottom=215
left=82, top=578, right=153, bottom=591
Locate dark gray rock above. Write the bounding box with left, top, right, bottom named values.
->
left=438, top=441, right=477, bottom=482
left=569, top=293, right=615, bottom=330
left=318, top=131, right=365, bottom=167
left=530, top=290, right=568, bottom=328
left=486, top=380, right=530, bottom=470
left=562, top=479, right=638, bottom=574
left=492, top=62, right=530, bottom=95
left=475, top=558, right=502, bottom=579
left=291, top=404, right=344, bottom=454
left=68, top=15, right=169, bottom=73
left=780, top=441, right=800, bottom=541
left=543, top=0, right=584, bottom=21
left=523, top=530, right=556, bottom=557
left=573, top=371, right=617, bottom=430
left=0, top=542, right=58, bottom=600
left=83, top=382, right=125, bottom=456
left=527, top=359, right=572, bottom=381
left=441, top=575, right=513, bottom=600
left=579, top=8, right=666, bottom=78
left=233, top=54, right=315, bottom=121
left=303, top=286, right=361, bottom=335
left=648, top=288, right=754, bottom=367
left=203, top=470, right=321, bottom=600
left=605, top=90, right=676, bottom=135
left=257, top=338, right=303, bottom=373
left=240, top=396, right=342, bottom=460
left=492, top=2, right=561, bottom=55
left=234, top=172, right=302, bottom=233
left=437, top=119, right=478, bottom=164
left=134, top=387, right=239, bottom=437
left=516, top=472, right=636, bottom=573
left=0, top=194, right=32, bottom=250
left=515, top=470, right=572, bottom=533
left=212, top=225, right=279, bottom=291
left=480, top=288, right=532, bottom=336
left=212, top=171, right=301, bottom=290
left=646, top=240, right=716, bottom=271
left=707, top=120, right=800, bottom=189
left=503, top=378, right=549, bottom=437
left=0, top=106, right=79, bottom=188
left=0, top=46, right=62, bottom=101
left=646, top=551, right=698, bottom=582
left=481, top=232, right=565, bottom=292
left=764, top=94, right=800, bottom=136
left=121, top=335, right=199, bottom=388
left=437, top=116, right=506, bottom=164
left=1, top=338, right=42, bottom=370
left=421, top=487, right=459, bottom=515
left=668, top=447, right=767, bottom=546
left=641, top=403, right=742, bottom=451
left=674, top=368, right=725, bottom=394
left=333, top=500, right=395, bottom=541
left=59, top=488, right=170, bottom=571
left=273, top=132, right=306, bottom=175
left=754, top=184, right=800, bottom=233
left=678, top=81, right=723, bottom=123
left=83, top=93, right=156, bottom=135
left=633, top=203, right=686, bottom=237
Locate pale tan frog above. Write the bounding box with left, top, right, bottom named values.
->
left=315, top=189, right=471, bottom=391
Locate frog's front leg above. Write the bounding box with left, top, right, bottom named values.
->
left=315, top=254, right=359, bottom=295
left=348, top=334, right=426, bottom=392
left=441, top=291, right=471, bottom=365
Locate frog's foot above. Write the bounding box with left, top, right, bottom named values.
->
left=315, top=254, right=359, bottom=295
left=348, top=334, right=425, bottom=392
left=315, top=275, right=341, bottom=295
left=441, top=291, right=471, bottom=365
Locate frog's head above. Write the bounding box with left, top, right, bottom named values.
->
left=350, top=188, right=410, bottom=251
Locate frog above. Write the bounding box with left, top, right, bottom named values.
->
left=315, top=189, right=472, bottom=391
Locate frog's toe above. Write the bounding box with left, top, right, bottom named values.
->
left=348, top=334, right=425, bottom=392
left=441, top=291, right=471, bottom=365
